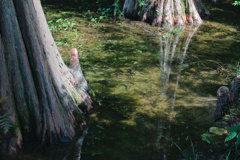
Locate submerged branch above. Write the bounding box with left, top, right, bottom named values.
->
left=75, top=127, right=88, bottom=160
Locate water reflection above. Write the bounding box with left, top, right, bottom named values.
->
left=156, top=26, right=200, bottom=160
left=2, top=19, right=235, bottom=159
left=0, top=141, right=75, bottom=160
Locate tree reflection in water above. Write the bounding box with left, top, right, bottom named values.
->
left=156, top=25, right=200, bottom=160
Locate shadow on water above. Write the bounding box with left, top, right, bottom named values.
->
left=80, top=25, right=219, bottom=160
left=204, top=1, right=240, bottom=27
left=0, top=142, right=75, bottom=160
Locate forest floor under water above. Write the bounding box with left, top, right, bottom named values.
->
left=44, top=1, right=240, bottom=159
left=1, top=1, right=240, bottom=160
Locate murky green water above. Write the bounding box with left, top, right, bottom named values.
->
left=1, top=3, right=240, bottom=160
left=79, top=23, right=239, bottom=160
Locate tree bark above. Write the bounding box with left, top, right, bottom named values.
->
left=0, top=0, right=96, bottom=155
left=213, top=86, right=230, bottom=122
left=230, top=75, right=240, bottom=104
left=213, top=75, right=240, bottom=122
left=123, top=0, right=206, bottom=26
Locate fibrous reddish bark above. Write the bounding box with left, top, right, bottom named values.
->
left=123, top=0, right=209, bottom=26
left=0, top=0, right=96, bottom=155
left=69, top=49, right=94, bottom=113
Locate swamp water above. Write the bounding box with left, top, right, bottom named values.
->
left=1, top=6, right=240, bottom=160
left=80, top=23, right=239, bottom=160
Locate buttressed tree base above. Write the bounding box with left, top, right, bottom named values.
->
left=0, top=0, right=96, bottom=155
left=123, top=0, right=209, bottom=26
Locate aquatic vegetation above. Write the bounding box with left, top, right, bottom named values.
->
left=0, top=113, right=11, bottom=135
left=0, top=97, right=11, bottom=135
left=233, top=1, right=240, bottom=6
left=1, top=1, right=237, bottom=160
left=43, top=8, right=239, bottom=157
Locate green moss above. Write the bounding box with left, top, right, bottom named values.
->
left=41, top=3, right=240, bottom=160
left=71, top=91, right=83, bottom=105
left=88, top=89, right=96, bottom=97
left=209, top=127, right=228, bottom=136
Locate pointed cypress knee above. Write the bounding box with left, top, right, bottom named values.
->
left=213, top=86, right=230, bottom=122
left=69, top=48, right=98, bottom=113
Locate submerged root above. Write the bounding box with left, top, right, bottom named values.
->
left=75, top=127, right=88, bottom=160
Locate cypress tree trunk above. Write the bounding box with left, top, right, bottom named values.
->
left=0, top=0, right=95, bottom=155
left=123, top=0, right=209, bottom=26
